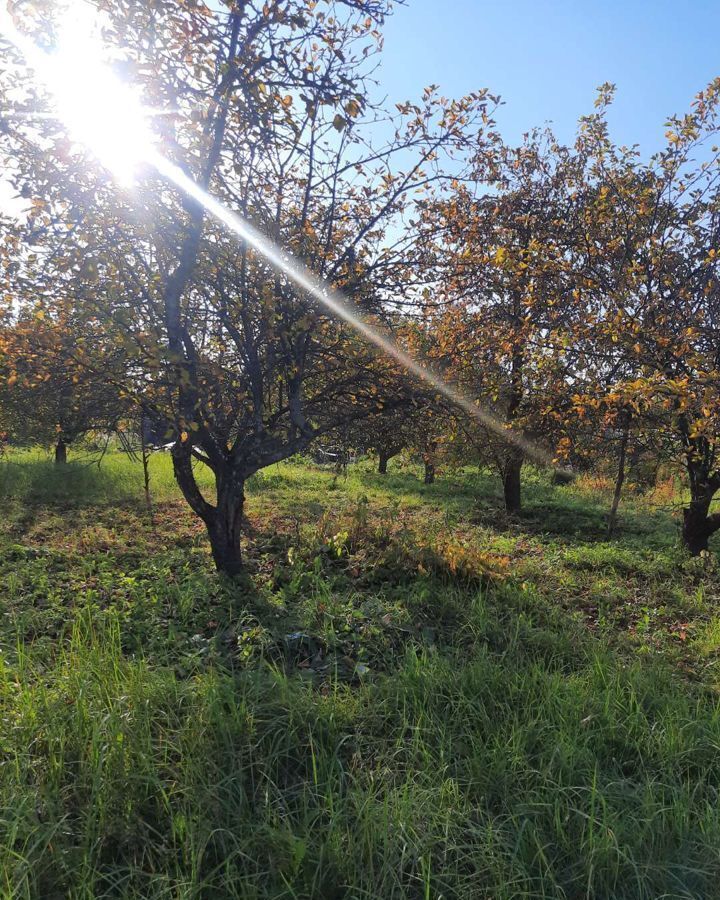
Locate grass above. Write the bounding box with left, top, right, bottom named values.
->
left=2, top=449, right=720, bottom=897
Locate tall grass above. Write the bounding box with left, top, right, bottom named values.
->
left=1, top=451, right=720, bottom=897
left=3, top=599, right=720, bottom=898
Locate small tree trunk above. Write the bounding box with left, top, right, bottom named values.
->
left=423, top=459, right=435, bottom=484
left=54, top=438, right=67, bottom=465
left=378, top=452, right=389, bottom=475
left=502, top=455, right=523, bottom=514
left=607, top=412, right=631, bottom=538
left=140, top=426, right=155, bottom=528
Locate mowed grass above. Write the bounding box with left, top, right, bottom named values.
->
left=3, top=450, right=720, bottom=898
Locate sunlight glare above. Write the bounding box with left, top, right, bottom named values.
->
left=52, top=4, right=155, bottom=183
left=1, top=2, right=156, bottom=184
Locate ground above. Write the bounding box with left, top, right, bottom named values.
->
left=2, top=450, right=720, bottom=899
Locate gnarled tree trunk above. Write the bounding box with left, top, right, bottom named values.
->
left=679, top=430, right=720, bottom=556
left=172, top=445, right=246, bottom=576
left=208, top=476, right=246, bottom=576
left=378, top=444, right=402, bottom=475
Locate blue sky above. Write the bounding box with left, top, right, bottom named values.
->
left=2, top=0, right=717, bottom=214
left=378, top=0, right=720, bottom=155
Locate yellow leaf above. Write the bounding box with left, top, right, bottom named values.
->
left=494, top=247, right=507, bottom=265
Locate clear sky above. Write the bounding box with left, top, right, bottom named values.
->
left=378, top=0, right=720, bottom=155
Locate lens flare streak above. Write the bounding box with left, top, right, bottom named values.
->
left=152, top=152, right=557, bottom=468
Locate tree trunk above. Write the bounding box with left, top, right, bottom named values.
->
left=502, top=455, right=523, bottom=514
left=423, top=460, right=435, bottom=484
left=207, top=476, right=245, bottom=576
left=682, top=495, right=720, bottom=556
left=607, top=412, right=631, bottom=538
left=378, top=445, right=402, bottom=475
left=140, top=426, right=155, bottom=528
left=678, top=435, right=720, bottom=556
left=54, top=438, right=67, bottom=465
left=172, top=446, right=246, bottom=576
left=502, top=301, right=525, bottom=515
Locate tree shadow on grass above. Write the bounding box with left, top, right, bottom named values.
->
left=0, top=457, right=140, bottom=509
left=363, top=467, right=615, bottom=542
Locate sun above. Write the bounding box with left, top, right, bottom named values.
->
left=51, top=3, right=157, bottom=183
left=1, top=2, right=157, bottom=184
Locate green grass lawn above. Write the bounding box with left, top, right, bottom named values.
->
left=2, top=450, right=720, bottom=898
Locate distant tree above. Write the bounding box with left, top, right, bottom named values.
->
left=574, top=81, right=720, bottom=553
left=416, top=129, right=585, bottom=512
left=0, top=302, right=126, bottom=462
left=409, top=407, right=446, bottom=484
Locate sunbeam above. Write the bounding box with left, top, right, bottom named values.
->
left=150, top=152, right=559, bottom=469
